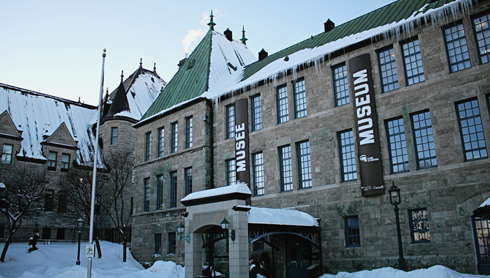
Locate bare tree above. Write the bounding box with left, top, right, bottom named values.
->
left=0, top=164, right=48, bottom=262
left=101, top=148, right=134, bottom=262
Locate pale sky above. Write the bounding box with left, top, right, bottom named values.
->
left=0, top=0, right=395, bottom=105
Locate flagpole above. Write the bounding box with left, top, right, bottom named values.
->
left=87, top=48, right=106, bottom=278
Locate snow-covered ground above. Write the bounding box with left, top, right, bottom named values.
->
left=0, top=241, right=488, bottom=278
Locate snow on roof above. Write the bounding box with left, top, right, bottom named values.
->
left=248, top=207, right=319, bottom=227
left=0, top=83, right=102, bottom=166
left=181, top=183, right=251, bottom=203
left=0, top=182, right=5, bottom=189
left=113, top=71, right=165, bottom=120
left=202, top=0, right=473, bottom=101
left=480, top=197, right=490, bottom=208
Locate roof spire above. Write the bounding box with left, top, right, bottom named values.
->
left=153, top=63, right=157, bottom=73
left=208, top=10, right=216, bottom=31
left=240, top=26, right=248, bottom=45
left=120, top=70, right=124, bottom=82
left=139, top=58, right=143, bottom=68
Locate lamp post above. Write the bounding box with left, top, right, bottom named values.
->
left=388, top=182, right=405, bottom=271
left=76, top=218, right=84, bottom=265
left=177, top=222, right=190, bottom=243
left=220, top=218, right=235, bottom=241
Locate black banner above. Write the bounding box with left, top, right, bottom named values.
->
left=348, top=54, right=384, bottom=196
left=235, top=98, right=250, bottom=187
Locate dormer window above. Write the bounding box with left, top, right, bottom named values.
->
left=61, top=153, right=70, bottom=172
left=48, top=151, right=57, bottom=171
left=1, top=144, right=13, bottom=165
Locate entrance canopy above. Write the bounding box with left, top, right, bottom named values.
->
left=247, top=206, right=319, bottom=227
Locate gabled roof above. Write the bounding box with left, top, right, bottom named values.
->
left=0, top=110, right=23, bottom=139
left=104, top=81, right=130, bottom=118
left=241, top=0, right=470, bottom=82
left=41, top=122, right=78, bottom=149
left=141, top=30, right=255, bottom=121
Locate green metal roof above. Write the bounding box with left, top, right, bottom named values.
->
left=241, top=0, right=458, bottom=81
left=142, top=31, right=213, bottom=120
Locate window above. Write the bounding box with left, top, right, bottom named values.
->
left=111, top=127, right=118, bottom=145
left=47, top=151, right=57, bottom=171
left=184, top=167, right=193, bottom=196
left=226, top=104, right=235, bottom=139
left=171, top=122, right=178, bottom=153
left=169, top=171, right=177, bottom=208
left=251, top=94, right=262, bottom=131
left=252, top=152, right=265, bottom=196
left=226, top=159, right=236, bottom=186
left=344, top=216, right=360, bottom=247
left=279, top=145, right=293, bottom=191
left=42, top=227, right=51, bottom=239
left=378, top=46, right=399, bottom=93
left=253, top=241, right=264, bottom=252
left=411, top=111, right=437, bottom=169
left=333, top=63, right=349, bottom=106
left=338, top=130, right=357, bottom=181
left=472, top=11, right=490, bottom=64
left=44, top=189, right=54, bottom=211
left=168, top=232, right=176, bottom=254
left=143, top=178, right=150, bottom=212
left=156, top=174, right=163, bottom=210
left=157, top=127, right=164, bottom=157
left=386, top=118, right=409, bottom=173
left=293, top=78, right=307, bottom=118
left=56, top=228, right=65, bottom=240
left=61, top=153, right=70, bottom=172
left=58, top=191, right=67, bottom=213
left=297, top=141, right=312, bottom=189
left=1, top=144, right=13, bottom=165
left=401, top=37, right=425, bottom=85
left=456, top=99, right=488, bottom=160
left=443, top=21, right=471, bottom=72
left=473, top=216, right=490, bottom=268
left=409, top=209, right=430, bottom=243
left=276, top=85, right=289, bottom=124
left=185, top=116, right=193, bottom=148
left=154, top=233, right=162, bottom=254
left=145, top=132, right=151, bottom=161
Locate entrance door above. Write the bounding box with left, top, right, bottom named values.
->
left=286, top=241, right=312, bottom=278
left=472, top=216, right=490, bottom=274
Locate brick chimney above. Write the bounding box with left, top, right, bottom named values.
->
left=178, top=53, right=188, bottom=69
left=224, top=28, right=232, bottom=42
left=324, top=19, right=335, bottom=33
left=258, top=49, right=268, bottom=61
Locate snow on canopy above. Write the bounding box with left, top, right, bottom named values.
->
left=0, top=83, right=102, bottom=166
left=248, top=207, right=319, bottom=227
left=480, top=197, right=490, bottom=208
left=181, top=182, right=251, bottom=203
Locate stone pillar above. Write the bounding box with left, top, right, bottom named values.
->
left=228, top=209, right=249, bottom=278
left=185, top=228, right=202, bottom=278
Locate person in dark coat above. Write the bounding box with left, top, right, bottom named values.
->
left=28, top=230, right=40, bottom=253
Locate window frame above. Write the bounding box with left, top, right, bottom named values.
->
left=111, top=127, right=118, bottom=145
left=410, top=110, right=437, bottom=169
left=44, top=189, right=54, bottom=212
left=171, top=122, right=178, bottom=153
left=385, top=117, right=410, bottom=174
left=61, top=153, right=70, bottom=172
left=154, top=233, right=162, bottom=254
left=168, top=232, right=176, bottom=254
left=338, top=130, right=357, bottom=182
left=293, top=77, right=307, bottom=119
left=251, top=94, right=262, bottom=132
left=252, top=152, right=265, bottom=196
left=185, top=116, right=193, bottom=149
left=57, top=191, right=67, bottom=213
left=377, top=45, right=399, bottom=93
left=156, top=174, right=163, bottom=210
left=344, top=216, right=360, bottom=247
left=184, top=167, right=193, bottom=196
left=401, top=36, right=425, bottom=86
left=455, top=98, right=488, bottom=161
left=471, top=10, right=490, bottom=64
left=144, top=132, right=151, bottom=161
left=333, top=63, right=349, bottom=107
left=276, top=84, right=289, bottom=124
left=47, top=151, right=57, bottom=171
left=408, top=208, right=430, bottom=243
left=157, top=127, right=165, bottom=157
left=226, top=104, right=236, bottom=139
left=443, top=20, right=471, bottom=73
left=226, top=159, right=236, bottom=186
left=169, top=171, right=177, bottom=208
left=143, top=178, right=150, bottom=212
left=296, top=140, right=312, bottom=189
left=279, top=145, right=293, bottom=192
left=1, top=144, right=13, bottom=165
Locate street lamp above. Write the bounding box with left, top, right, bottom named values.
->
left=388, top=182, right=406, bottom=271
left=220, top=218, right=235, bottom=241
left=177, top=222, right=190, bottom=243
left=76, top=218, right=84, bottom=265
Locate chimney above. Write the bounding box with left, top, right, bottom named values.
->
left=324, top=19, right=335, bottom=33
left=178, top=54, right=188, bottom=69
left=224, top=28, right=232, bottom=42
left=258, top=49, right=268, bottom=61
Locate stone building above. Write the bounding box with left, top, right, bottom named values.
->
left=130, top=0, right=490, bottom=277
left=0, top=62, right=165, bottom=243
